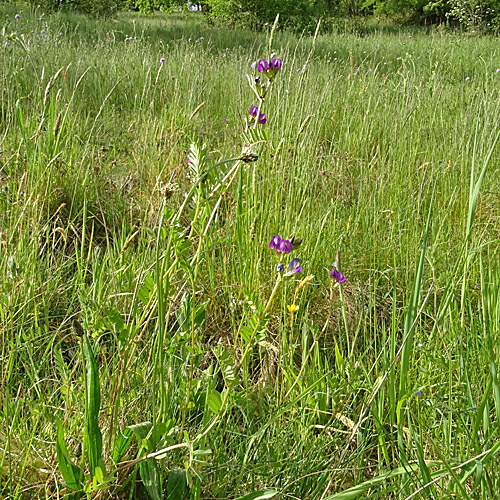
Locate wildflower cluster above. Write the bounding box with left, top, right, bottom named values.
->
left=269, top=235, right=303, bottom=276
left=268, top=233, right=347, bottom=324
left=257, top=57, right=282, bottom=77
left=248, top=56, right=282, bottom=126
left=330, top=264, right=346, bottom=283
left=269, top=235, right=347, bottom=284
left=249, top=106, right=266, bottom=124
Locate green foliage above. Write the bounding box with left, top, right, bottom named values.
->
left=203, top=0, right=329, bottom=29
left=24, top=0, right=127, bottom=16
left=235, top=491, right=278, bottom=500
left=447, top=0, right=499, bottom=31
left=82, top=334, right=104, bottom=478
left=3, top=6, right=500, bottom=500
left=368, top=0, right=499, bottom=27
left=56, top=422, right=84, bottom=495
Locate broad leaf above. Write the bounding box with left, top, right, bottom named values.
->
left=55, top=421, right=83, bottom=494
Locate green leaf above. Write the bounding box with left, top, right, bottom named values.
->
left=234, top=490, right=278, bottom=500
left=414, top=434, right=436, bottom=497
left=112, top=428, right=134, bottom=463
left=128, top=421, right=153, bottom=441
left=240, top=325, right=253, bottom=343
left=323, top=463, right=435, bottom=500
left=140, top=458, right=162, bottom=500
left=207, top=390, right=222, bottom=414
left=138, top=273, right=155, bottom=305
left=83, top=335, right=103, bottom=477
left=176, top=295, right=208, bottom=336
left=94, top=466, right=104, bottom=484
left=55, top=421, right=83, bottom=493
left=166, top=468, right=188, bottom=500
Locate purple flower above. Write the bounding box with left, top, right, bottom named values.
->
left=277, top=263, right=284, bottom=272
left=249, top=107, right=266, bottom=125
left=269, top=236, right=281, bottom=250
left=270, top=57, right=282, bottom=70
left=258, top=59, right=270, bottom=73
left=200, top=131, right=204, bottom=136
left=278, top=239, right=292, bottom=254
left=288, top=258, right=302, bottom=274
left=465, top=76, right=471, bottom=81
left=160, top=57, right=166, bottom=64
left=330, top=266, right=346, bottom=283
left=223, top=117, right=227, bottom=121
left=251, top=61, right=257, bottom=69
left=15, top=14, right=21, bottom=19
left=269, top=236, right=292, bottom=254
left=415, top=391, right=423, bottom=397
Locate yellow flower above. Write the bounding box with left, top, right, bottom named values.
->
left=287, top=304, right=298, bottom=313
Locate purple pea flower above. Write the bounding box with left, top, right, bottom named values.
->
left=277, top=239, right=293, bottom=254
left=160, top=57, right=166, bottom=64
left=331, top=266, right=346, bottom=283
left=15, top=14, right=21, bottom=19
left=258, top=59, right=270, bottom=73
left=269, top=235, right=281, bottom=250
left=249, top=106, right=258, bottom=117
left=269, top=236, right=293, bottom=254
left=288, top=258, right=302, bottom=274
left=270, top=57, right=282, bottom=70
left=277, top=263, right=284, bottom=272
left=258, top=113, right=266, bottom=125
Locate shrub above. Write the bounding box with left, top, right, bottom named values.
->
left=203, top=0, right=329, bottom=30
left=25, top=0, right=122, bottom=16
left=447, top=0, right=498, bottom=31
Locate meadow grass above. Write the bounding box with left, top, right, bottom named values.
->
left=1, top=5, right=500, bottom=499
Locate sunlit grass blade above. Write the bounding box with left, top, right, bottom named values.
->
left=56, top=420, right=83, bottom=495
left=83, top=334, right=104, bottom=477
left=398, top=191, right=433, bottom=399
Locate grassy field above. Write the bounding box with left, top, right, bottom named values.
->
left=2, top=4, right=500, bottom=499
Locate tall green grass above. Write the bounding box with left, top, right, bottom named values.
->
left=1, top=5, right=500, bottom=499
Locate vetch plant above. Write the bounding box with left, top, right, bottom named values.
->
left=331, top=263, right=346, bottom=283
left=249, top=105, right=267, bottom=124
left=286, top=257, right=302, bottom=276
left=269, top=235, right=293, bottom=254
